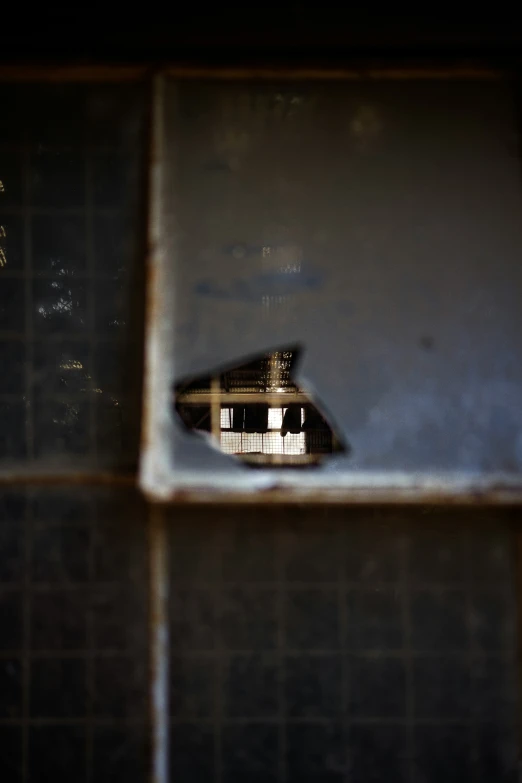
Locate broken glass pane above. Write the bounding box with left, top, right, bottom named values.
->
left=175, top=348, right=346, bottom=466
left=143, top=77, right=522, bottom=496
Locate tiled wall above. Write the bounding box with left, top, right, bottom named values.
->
left=0, top=83, right=146, bottom=470
left=168, top=507, right=519, bottom=783
left=0, top=498, right=519, bottom=782
left=0, top=488, right=149, bottom=783
left=0, top=82, right=150, bottom=782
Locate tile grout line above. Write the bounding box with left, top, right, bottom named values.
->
left=21, top=488, right=32, bottom=783
left=214, top=525, right=224, bottom=783
left=339, top=525, right=349, bottom=783
left=277, top=524, right=287, bottom=783
left=85, top=494, right=96, bottom=783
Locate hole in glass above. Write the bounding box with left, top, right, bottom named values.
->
left=174, top=347, right=347, bottom=466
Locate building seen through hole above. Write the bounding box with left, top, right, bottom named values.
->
left=175, top=348, right=345, bottom=465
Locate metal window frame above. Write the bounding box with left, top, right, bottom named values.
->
left=140, top=67, right=522, bottom=506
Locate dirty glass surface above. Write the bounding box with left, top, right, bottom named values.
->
left=150, top=79, right=522, bottom=490
left=0, top=84, right=146, bottom=472
left=168, top=507, right=519, bottom=783
left=0, top=487, right=149, bottom=783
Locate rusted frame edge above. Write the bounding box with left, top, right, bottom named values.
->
left=0, top=64, right=508, bottom=83
left=1, top=473, right=519, bottom=503
left=143, top=486, right=522, bottom=506
left=139, top=73, right=177, bottom=498
left=0, top=472, right=136, bottom=485
left=0, top=65, right=152, bottom=82
left=163, top=65, right=507, bottom=80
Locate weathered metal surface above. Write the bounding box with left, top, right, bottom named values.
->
left=0, top=470, right=136, bottom=485
left=140, top=73, right=522, bottom=503
left=0, top=65, right=149, bottom=82
left=142, top=477, right=522, bottom=505
left=164, top=66, right=505, bottom=80
left=149, top=505, right=170, bottom=783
